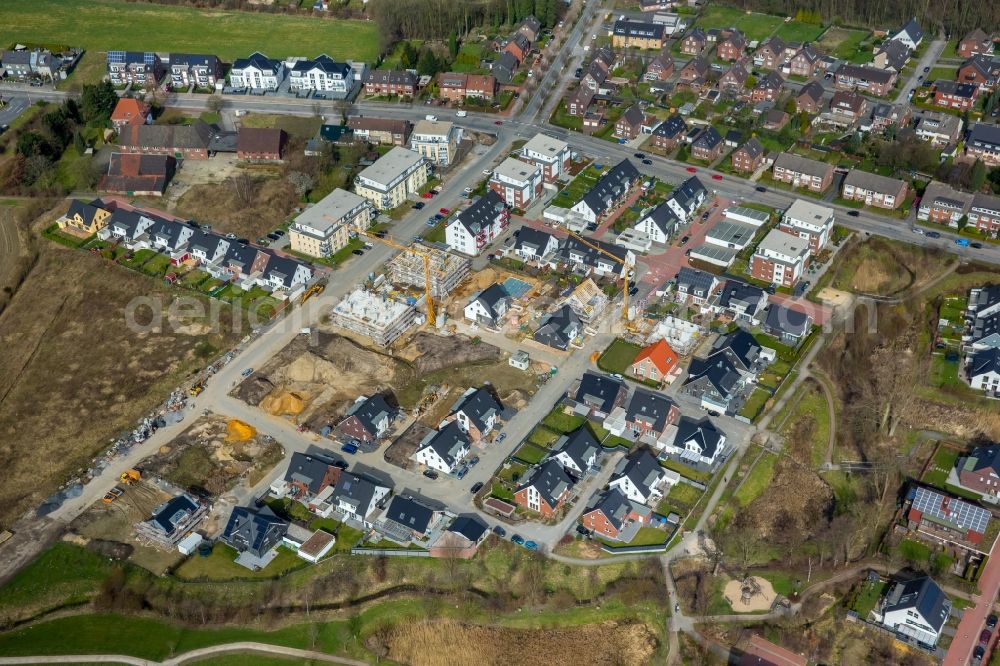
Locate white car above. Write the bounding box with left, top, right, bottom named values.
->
left=483, top=169, right=492, bottom=175
left=463, top=187, right=474, bottom=194
left=456, top=110, right=467, bottom=117
left=425, top=114, right=437, bottom=121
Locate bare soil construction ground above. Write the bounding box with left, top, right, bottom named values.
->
left=374, top=619, right=658, bottom=666
left=828, top=236, right=951, bottom=296
left=385, top=421, right=434, bottom=471
left=173, top=176, right=299, bottom=240
left=0, top=204, right=244, bottom=529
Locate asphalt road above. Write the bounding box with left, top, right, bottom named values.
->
left=0, top=96, right=30, bottom=128
left=895, top=38, right=946, bottom=105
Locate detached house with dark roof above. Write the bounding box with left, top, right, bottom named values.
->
left=414, top=421, right=471, bottom=473
left=273, top=451, right=343, bottom=504
left=338, top=393, right=397, bottom=444
left=958, top=54, right=1000, bottom=90
left=677, top=55, right=709, bottom=88
left=875, top=576, right=951, bottom=647
left=675, top=266, right=719, bottom=306
left=221, top=505, right=289, bottom=569
left=717, top=279, right=767, bottom=324
left=968, top=347, right=1000, bottom=396
left=754, top=37, right=787, bottom=70
left=682, top=329, right=765, bottom=413
left=549, top=427, right=601, bottom=478
left=650, top=114, right=687, bottom=152
left=681, top=27, right=708, bottom=55
left=572, top=371, right=629, bottom=420
left=762, top=304, right=813, bottom=345
left=442, top=386, right=503, bottom=442
left=380, top=495, right=439, bottom=542
left=751, top=71, right=784, bottom=102
left=57, top=199, right=112, bottom=236
left=445, top=190, right=509, bottom=256
left=570, top=159, right=641, bottom=223
left=608, top=387, right=680, bottom=444
left=534, top=304, right=582, bottom=350
left=615, top=105, right=646, bottom=140
left=662, top=415, right=727, bottom=466
left=691, top=126, right=724, bottom=161
left=889, top=17, right=924, bottom=51
left=731, top=137, right=765, bottom=173
left=330, top=473, right=390, bottom=528
left=609, top=447, right=678, bottom=505
left=511, top=227, right=561, bottom=264
left=464, top=283, right=511, bottom=329
left=959, top=29, right=993, bottom=58
left=581, top=489, right=654, bottom=542
left=644, top=51, right=675, bottom=81
left=956, top=444, right=1000, bottom=498
left=716, top=30, right=747, bottom=62
left=515, top=459, right=574, bottom=517
left=796, top=80, right=825, bottom=114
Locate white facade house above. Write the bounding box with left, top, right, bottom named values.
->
left=413, top=422, right=471, bottom=474
left=410, top=120, right=462, bottom=166
left=353, top=147, right=428, bottom=210
left=608, top=449, right=680, bottom=506
left=659, top=416, right=727, bottom=467
left=779, top=198, right=834, bottom=254
left=520, top=133, right=572, bottom=182
left=751, top=229, right=810, bottom=286
left=289, top=188, right=372, bottom=257
left=490, top=157, right=543, bottom=208
left=875, top=576, right=950, bottom=647
left=229, top=52, right=285, bottom=91
left=445, top=190, right=509, bottom=256
left=288, top=55, right=353, bottom=93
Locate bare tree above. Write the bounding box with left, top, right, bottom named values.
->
left=230, top=172, right=258, bottom=210
left=206, top=95, right=224, bottom=114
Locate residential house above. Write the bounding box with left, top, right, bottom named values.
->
left=504, top=33, right=531, bottom=64
left=609, top=447, right=677, bottom=505
left=580, top=58, right=610, bottom=93
left=237, top=128, right=285, bottom=161
left=763, top=109, right=790, bottom=131
left=274, top=451, right=342, bottom=503
left=872, top=39, right=911, bottom=73
left=677, top=55, right=709, bottom=88
left=796, top=81, right=825, bottom=114
left=731, top=137, right=765, bottom=173
left=107, top=51, right=163, bottom=87
left=381, top=495, right=438, bottom=541
left=491, top=51, right=519, bottom=85
left=445, top=190, right=509, bottom=256
left=338, top=393, right=397, bottom=444
left=754, top=37, right=787, bottom=70
left=431, top=515, right=489, bottom=558
left=762, top=304, right=813, bottom=345
left=612, top=19, right=666, bottom=50
left=415, top=421, right=471, bottom=474
left=636, top=201, right=682, bottom=244
left=289, top=55, right=353, bottom=94
left=464, top=283, right=512, bottom=329
left=520, top=133, right=571, bottom=183
left=834, top=64, right=897, bottom=96
left=889, top=17, right=924, bottom=51
left=650, top=114, right=687, bottom=152
left=615, top=105, right=646, bottom=140
left=512, top=227, right=561, bottom=263
left=534, top=304, right=582, bottom=350
left=914, top=111, right=963, bottom=147
left=958, top=28, right=994, bottom=58
left=718, top=61, right=749, bottom=92
left=289, top=188, right=371, bottom=257
left=570, top=159, right=641, bottom=223
left=966, top=123, right=1000, bottom=166
left=751, top=229, right=809, bottom=287
left=918, top=181, right=975, bottom=226
left=907, top=485, right=992, bottom=549
left=567, top=86, right=596, bottom=116
left=682, top=329, right=763, bottom=412
left=119, top=120, right=213, bottom=160
left=717, top=280, right=767, bottom=323
left=644, top=51, right=675, bottom=81
left=829, top=90, right=868, bottom=124
left=229, top=52, right=285, bottom=91
left=967, top=285, right=1000, bottom=350
left=515, top=459, right=575, bottom=516
left=717, top=30, right=747, bottom=61
left=138, top=493, right=206, bottom=547
left=347, top=117, right=411, bottom=147
left=440, top=72, right=479, bottom=101
left=57, top=199, right=112, bottom=236
left=364, top=69, right=417, bottom=97
left=969, top=193, right=1000, bottom=237
left=957, top=445, right=1000, bottom=498
left=739, top=635, right=807, bottom=666
left=691, top=126, right=724, bottom=161
left=354, top=147, right=428, bottom=210
left=664, top=176, right=709, bottom=222
left=675, top=266, right=719, bottom=305
left=788, top=44, right=821, bottom=78
left=110, top=98, right=151, bottom=131
left=751, top=71, right=784, bottom=102
left=221, top=505, right=288, bottom=567
left=581, top=489, right=654, bottom=542
left=549, top=428, right=601, bottom=478
left=863, top=102, right=911, bottom=133
left=464, top=74, right=497, bottom=100
left=572, top=371, right=629, bottom=420
left=517, top=15, right=542, bottom=43
left=330, top=472, right=390, bottom=528
left=629, top=339, right=679, bottom=384
left=168, top=53, right=223, bottom=89
left=442, top=386, right=503, bottom=442
left=410, top=119, right=462, bottom=166
left=680, top=28, right=708, bottom=55
left=933, top=80, right=979, bottom=111
left=662, top=415, right=727, bottom=466
left=875, top=576, right=951, bottom=648
left=779, top=199, right=833, bottom=254
left=771, top=152, right=834, bottom=192
left=0, top=49, right=55, bottom=80
left=99, top=153, right=176, bottom=197
left=958, top=54, right=1000, bottom=90
left=841, top=169, right=908, bottom=209
left=617, top=388, right=680, bottom=443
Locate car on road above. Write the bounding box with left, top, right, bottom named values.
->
left=685, top=166, right=697, bottom=173
left=352, top=249, right=364, bottom=256
left=439, top=207, right=450, bottom=215
left=956, top=237, right=970, bottom=247
left=711, top=174, right=723, bottom=181
left=468, top=455, right=480, bottom=466
left=926, top=230, right=941, bottom=238
left=629, top=286, right=639, bottom=296
left=496, top=432, right=506, bottom=443
left=974, top=645, right=986, bottom=662
left=755, top=186, right=767, bottom=192
left=679, top=235, right=690, bottom=245
left=493, top=525, right=507, bottom=537
left=456, top=110, right=467, bottom=117
left=524, top=540, right=539, bottom=550
left=413, top=202, right=425, bottom=209
left=701, top=211, right=710, bottom=220
left=980, top=629, right=992, bottom=646
left=576, top=524, right=591, bottom=536
left=494, top=120, right=503, bottom=125
left=470, top=481, right=484, bottom=493
left=634, top=152, right=646, bottom=159
left=423, top=469, right=439, bottom=479
left=266, top=232, right=280, bottom=241
left=574, top=67, right=582, bottom=78
left=923, top=66, right=930, bottom=73
left=847, top=210, right=860, bottom=217
left=911, top=226, right=923, bottom=234
left=340, top=442, right=359, bottom=454
left=972, top=242, right=984, bottom=249
left=456, top=466, right=469, bottom=480
left=241, top=368, right=254, bottom=377
left=273, top=230, right=285, bottom=237
left=707, top=410, right=721, bottom=417
left=421, top=192, right=434, bottom=199
left=511, top=534, right=525, bottom=545
left=987, top=614, right=997, bottom=630
left=426, top=219, right=437, bottom=226
left=463, top=186, right=474, bottom=194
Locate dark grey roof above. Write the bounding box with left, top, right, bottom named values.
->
left=292, top=54, right=351, bottom=78
left=625, top=388, right=675, bottom=432
left=448, top=515, right=488, bottom=542
left=685, top=27, right=707, bottom=44
left=614, top=447, right=663, bottom=495
left=514, top=227, right=559, bottom=255
left=692, top=126, right=722, bottom=151
left=560, top=235, right=630, bottom=274
left=764, top=304, right=811, bottom=337
left=757, top=70, right=784, bottom=90
left=332, top=473, right=380, bottom=514
left=676, top=266, right=716, bottom=296
left=453, top=387, right=503, bottom=432
left=798, top=80, right=825, bottom=103
left=969, top=123, right=1000, bottom=149
left=642, top=201, right=681, bottom=235
left=684, top=354, right=740, bottom=397
left=773, top=152, right=833, bottom=179
left=345, top=394, right=395, bottom=436
left=551, top=427, right=600, bottom=471
left=671, top=176, right=708, bottom=214
left=534, top=304, right=581, bottom=350
left=419, top=421, right=471, bottom=467
left=169, top=53, right=221, bottom=69
left=653, top=114, right=687, bottom=139
left=935, top=80, right=977, bottom=98
left=365, top=69, right=417, bottom=86
left=682, top=55, right=709, bottom=78
left=613, top=19, right=666, bottom=41
left=284, top=451, right=337, bottom=495
left=517, top=459, right=574, bottom=507
left=492, top=52, right=519, bottom=84
left=736, top=137, right=765, bottom=160
left=876, top=39, right=911, bottom=71
left=968, top=347, right=1000, bottom=379
left=455, top=190, right=506, bottom=236
left=718, top=280, right=765, bottom=314
left=472, top=283, right=510, bottom=322
left=579, top=159, right=641, bottom=218
left=966, top=443, right=1000, bottom=475
left=836, top=63, right=896, bottom=85
left=587, top=488, right=633, bottom=531
left=895, top=17, right=924, bottom=45
left=385, top=495, right=434, bottom=534
left=619, top=104, right=645, bottom=128
left=65, top=199, right=104, bottom=225
left=574, top=371, right=626, bottom=414
left=712, top=329, right=761, bottom=371
left=674, top=415, right=724, bottom=460
left=150, top=493, right=198, bottom=534
left=222, top=505, right=288, bottom=557
left=233, top=52, right=280, bottom=74
left=883, top=576, right=950, bottom=634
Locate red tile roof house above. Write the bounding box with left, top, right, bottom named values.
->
left=644, top=52, right=674, bottom=81
left=750, top=71, right=784, bottom=102
left=629, top=338, right=679, bottom=383
left=958, top=28, right=994, bottom=58
left=614, top=105, right=646, bottom=140
left=237, top=127, right=286, bottom=161
left=731, top=137, right=765, bottom=173
left=99, top=153, right=176, bottom=197
left=796, top=81, right=824, bottom=113
left=581, top=489, right=653, bottom=542
left=716, top=30, right=747, bottom=62
left=465, top=74, right=497, bottom=100
left=119, top=120, right=212, bottom=160
left=932, top=80, right=979, bottom=111
left=437, top=72, right=468, bottom=102
left=514, top=459, right=574, bottom=517
left=504, top=33, right=531, bottom=64
left=111, top=98, right=151, bottom=131
left=834, top=64, right=897, bottom=97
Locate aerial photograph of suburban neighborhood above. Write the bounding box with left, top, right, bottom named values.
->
left=2, top=0, right=1000, bottom=664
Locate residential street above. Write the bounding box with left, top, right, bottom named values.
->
left=894, top=37, right=946, bottom=105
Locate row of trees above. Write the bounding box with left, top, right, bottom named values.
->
left=718, top=0, right=999, bottom=40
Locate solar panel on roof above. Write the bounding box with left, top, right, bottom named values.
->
left=912, top=486, right=991, bottom=535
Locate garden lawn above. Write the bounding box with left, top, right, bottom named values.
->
left=817, top=27, right=872, bottom=63
left=513, top=442, right=547, bottom=465
left=922, top=447, right=959, bottom=489
left=2, top=0, right=379, bottom=61
left=597, top=338, right=642, bottom=375
left=542, top=407, right=586, bottom=434
left=774, top=22, right=825, bottom=43
left=738, top=387, right=771, bottom=421
left=173, top=543, right=304, bottom=581
left=626, top=527, right=669, bottom=547
left=696, top=6, right=783, bottom=42
left=851, top=580, right=888, bottom=618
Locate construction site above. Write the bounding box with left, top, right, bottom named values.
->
left=331, top=284, right=421, bottom=347
left=387, top=242, right=470, bottom=301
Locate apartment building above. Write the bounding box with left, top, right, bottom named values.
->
left=489, top=158, right=543, bottom=209
left=410, top=119, right=462, bottom=166
left=969, top=193, right=1000, bottom=237
left=520, top=133, right=571, bottom=183
left=933, top=80, right=979, bottom=111
left=168, top=53, right=223, bottom=89
left=364, top=69, right=417, bottom=97
left=354, top=147, right=428, bottom=210
left=445, top=190, right=509, bottom=256
left=966, top=123, right=1000, bottom=166
left=107, top=51, right=163, bottom=87
left=841, top=169, right=908, bottom=209
left=917, top=181, right=975, bottom=226
left=915, top=111, right=963, bottom=147
left=771, top=153, right=834, bottom=192
left=611, top=19, right=666, bottom=50
left=289, top=188, right=373, bottom=258
left=779, top=199, right=833, bottom=254
left=230, top=52, right=285, bottom=91
left=834, top=64, right=897, bottom=96
left=750, top=229, right=809, bottom=287
left=289, top=55, right=353, bottom=93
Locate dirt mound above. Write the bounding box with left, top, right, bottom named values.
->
left=226, top=419, right=256, bottom=442
left=239, top=375, right=275, bottom=406
left=404, top=332, right=501, bottom=375
left=741, top=457, right=833, bottom=542
left=373, top=619, right=658, bottom=666
left=260, top=389, right=308, bottom=416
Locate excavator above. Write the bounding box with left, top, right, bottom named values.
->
left=119, top=469, right=141, bottom=485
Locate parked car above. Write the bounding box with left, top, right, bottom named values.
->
left=575, top=524, right=591, bottom=536
left=433, top=213, right=444, bottom=221
left=974, top=645, right=986, bottom=661
left=463, top=187, right=474, bottom=194
left=987, top=614, right=997, bottom=631
left=629, top=286, right=639, bottom=296
left=496, top=433, right=506, bottom=444
left=340, top=442, right=359, bottom=454
left=438, top=207, right=450, bottom=215
left=926, top=230, right=941, bottom=238
left=755, top=186, right=767, bottom=192
left=511, top=534, right=525, bottom=545
left=266, top=232, right=280, bottom=241
left=642, top=159, right=652, bottom=165
left=923, top=66, right=930, bottom=73
left=847, top=210, right=860, bottom=217
left=352, top=249, right=364, bottom=256
left=493, top=525, right=507, bottom=537
left=470, top=481, right=484, bottom=493
left=273, top=230, right=285, bottom=237
left=413, top=202, right=426, bottom=209
left=956, top=237, right=970, bottom=247
left=241, top=368, right=254, bottom=377
left=468, top=455, right=480, bottom=466
left=524, top=540, right=539, bottom=550
left=426, top=219, right=437, bottom=226
left=711, top=174, right=723, bottom=181
left=685, top=166, right=697, bottom=173
left=707, top=410, right=721, bottom=417
left=679, top=235, right=690, bottom=246
left=456, top=466, right=469, bottom=479
left=634, top=152, right=646, bottom=159
left=972, top=242, right=984, bottom=249
left=423, top=469, right=439, bottom=479
left=494, top=120, right=503, bottom=125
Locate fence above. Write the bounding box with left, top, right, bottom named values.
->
left=600, top=541, right=670, bottom=555
left=350, top=547, right=431, bottom=558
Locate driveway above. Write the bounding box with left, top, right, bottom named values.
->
left=894, top=38, right=947, bottom=105
left=943, top=536, right=1000, bottom=665
left=638, top=194, right=732, bottom=290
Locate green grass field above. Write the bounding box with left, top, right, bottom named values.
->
left=173, top=543, right=304, bottom=581
left=733, top=452, right=778, bottom=507
left=696, top=6, right=783, bottom=42
left=774, top=22, right=825, bottom=43
left=817, top=27, right=872, bottom=63
left=1, top=0, right=379, bottom=61
left=597, top=338, right=642, bottom=375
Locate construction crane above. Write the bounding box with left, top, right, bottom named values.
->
left=362, top=231, right=438, bottom=327
left=565, top=230, right=636, bottom=327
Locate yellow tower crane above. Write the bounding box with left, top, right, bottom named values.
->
left=362, top=232, right=438, bottom=327
left=565, top=230, right=636, bottom=327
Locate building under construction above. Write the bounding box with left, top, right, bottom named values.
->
left=331, top=288, right=419, bottom=347
left=387, top=243, right=470, bottom=300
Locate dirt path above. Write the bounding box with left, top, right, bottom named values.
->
left=810, top=371, right=838, bottom=467
left=0, top=642, right=368, bottom=666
